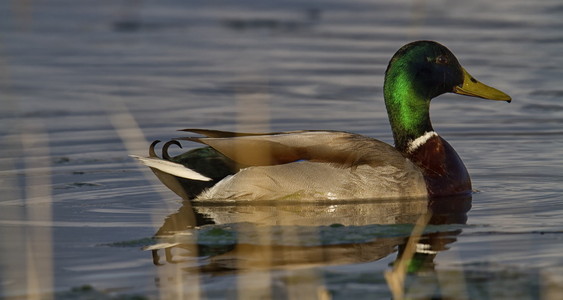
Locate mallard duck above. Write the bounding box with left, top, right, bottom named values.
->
left=133, top=41, right=511, bottom=201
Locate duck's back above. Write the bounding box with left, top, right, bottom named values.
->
left=190, top=131, right=428, bottom=201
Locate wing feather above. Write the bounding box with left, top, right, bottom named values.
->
left=175, top=130, right=402, bottom=167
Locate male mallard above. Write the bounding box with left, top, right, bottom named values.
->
left=133, top=41, right=511, bottom=201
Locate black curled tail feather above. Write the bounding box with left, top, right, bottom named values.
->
left=146, top=139, right=239, bottom=199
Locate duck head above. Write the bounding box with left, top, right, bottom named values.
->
left=383, top=40, right=511, bottom=152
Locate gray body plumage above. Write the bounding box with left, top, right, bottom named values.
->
left=196, top=160, right=426, bottom=201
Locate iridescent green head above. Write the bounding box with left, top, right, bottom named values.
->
left=383, top=41, right=511, bottom=152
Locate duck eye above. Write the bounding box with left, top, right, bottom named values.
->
left=436, top=55, right=448, bottom=64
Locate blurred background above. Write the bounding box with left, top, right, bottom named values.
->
left=1, top=0, right=562, bottom=299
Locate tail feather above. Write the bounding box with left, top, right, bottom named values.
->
left=130, top=155, right=212, bottom=181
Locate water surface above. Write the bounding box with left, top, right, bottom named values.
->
left=1, top=0, right=562, bottom=299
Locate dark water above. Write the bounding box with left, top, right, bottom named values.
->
left=1, top=0, right=562, bottom=299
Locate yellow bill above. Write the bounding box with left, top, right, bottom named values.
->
left=453, top=67, right=512, bottom=102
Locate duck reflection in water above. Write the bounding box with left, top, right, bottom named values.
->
left=147, top=194, right=471, bottom=295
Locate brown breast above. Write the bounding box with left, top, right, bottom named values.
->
left=406, top=135, right=471, bottom=197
